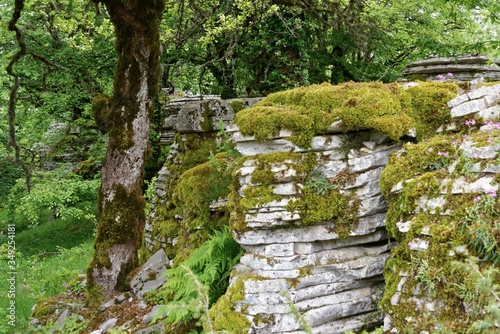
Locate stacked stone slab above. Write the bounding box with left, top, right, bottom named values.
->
left=381, top=84, right=500, bottom=331
left=402, top=55, right=500, bottom=82
left=160, top=95, right=261, bottom=144
left=145, top=96, right=261, bottom=253
left=223, top=124, right=401, bottom=333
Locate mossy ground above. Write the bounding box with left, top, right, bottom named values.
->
left=207, top=276, right=251, bottom=333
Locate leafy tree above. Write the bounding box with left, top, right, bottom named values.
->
left=86, top=0, right=166, bottom=299
left=160, top=0, right=499, bottom=96
left=2, top=0, right=115, bottom=190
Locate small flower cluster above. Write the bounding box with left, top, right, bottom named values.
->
left=485, top=120, right=500, bottom=130
left=473, top=191, right=497, bottom=203
left=465, top=119, right=476, bottom=127
left=437, top=151, right=449, bottom=157
left=436, top=72, right=454, bottom=81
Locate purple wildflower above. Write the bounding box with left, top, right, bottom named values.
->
left=473, top=195, right=482, bottom=203
left=437, top=151, right=449, bottom=157
left=465, top=119, right=476, bottom=127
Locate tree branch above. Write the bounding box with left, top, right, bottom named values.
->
left=7, top=0, right=32, bottom=192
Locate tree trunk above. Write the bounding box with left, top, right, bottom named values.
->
left=87, top=0, right=165, bottom=300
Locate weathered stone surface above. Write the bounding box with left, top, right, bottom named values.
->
left=147, top=95, right=413, bottom=333
left=402, top=56, right=500, bottom=82
left=460, top=140, right=500, bottom=159
left=450, top=98, right=488, bottom=117
left=131, top=249, right=168, bottom=299
left=236, top=139, right=301, bottom=156
left=447, top=93, right=470, bottom=108
left=478, top=105, right=500, bottom=121
left=348, top=145, right=398, bottom=172
left=98, top=318, right=118, bottom=333
left=136, top=323, right=165, bottom=334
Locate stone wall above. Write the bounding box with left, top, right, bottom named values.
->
left=402, top=55, right=500, bottom=82
left=145, top=95, right=261, bottom=253
left=145, top=80, right=500, bottom=333
left=217, top=125, right=400, bottom=333
left=380, top=83, right=500, bottom=331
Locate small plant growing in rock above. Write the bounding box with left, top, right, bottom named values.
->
left=152, top=228, right=242, bottom=329
left=463, top=191, right=499, bottom=263
left=452, top=257, right=500, bottom=333
left=209, top=120, right=240, bottom=173
left=279, top=290, right=313, bottom=334
left=306, top=169, right=333, bottom=195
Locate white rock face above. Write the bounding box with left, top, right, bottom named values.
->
left=225, top=129, right=400, bottom=333
left=448, top=83, right=500, bottom=118
left=131, top=249, right=169, bottom=299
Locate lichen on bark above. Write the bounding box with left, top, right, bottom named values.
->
left=86, top=0, right=165, bottom=301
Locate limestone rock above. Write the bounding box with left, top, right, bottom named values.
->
left=131, top=249, right=169, bottom=299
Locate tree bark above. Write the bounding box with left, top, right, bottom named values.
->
left=87, top=0, right=165, bottom=300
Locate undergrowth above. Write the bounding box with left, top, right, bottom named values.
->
left=150, top=227, right=242, bottom=330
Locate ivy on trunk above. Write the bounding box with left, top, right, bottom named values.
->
left=87, top=0, right=165, bottom=300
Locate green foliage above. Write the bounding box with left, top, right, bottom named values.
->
left=306, top=169, right=333, bottom=196
left=0, top=241, right=93, bottom=331
left=152, top=228, right=242, bottom=328
left=1, top=0, right=115, bottom=165
left=6, top=169, right=99, bottom=227
left=29, top=314, right=89, bottom=334
left=209, top=120, right=241, bottom=173
left=279, top=290, right=313, bottom=334
left=159, top=0, right=499, bottom=96
left=452, top=258, right=500, bottom=333
left=0, top=159, right=24, bottom=206
left=144, top=176, right=158, bottom=215
left=462, top=192, right=500, bottom=263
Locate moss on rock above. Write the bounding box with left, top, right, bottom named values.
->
left=380, top=121, right=500, bottom=331
left=207, top=277, right=251, bottom=334
left=235, top=81, right=458, bottom=147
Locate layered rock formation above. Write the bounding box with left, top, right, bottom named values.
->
left=145, top=81, right=499, bottom=333
left=214, top=125, right=399, bottom=333
left=402, top=55, right=500, bottom=82
left=380, top=83, right=500, bottom=331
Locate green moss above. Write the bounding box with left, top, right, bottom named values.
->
left=145, top=133, right=228, bottom=263
left=379, top=134, right=456, bottom=198
left=286, top=188, right=356, bottom=236
left=91, top=93, right=111, bottom=133
left=368, top=114, right=414, bottom=141
left=229, top=100, right=245, bottom=113
left=73, top=158, right=101, bottom=179
left=32, top=297, right=59, bottom=318
left=379, top=118, right=500, bottom=331
left=208, top=277, right=251, bottom=333
left=229, top=152, right=302, bottom=233
left=235, top=81, right=458, bottom=147
left=404, top=82, right=458, bottom=140
left=200, top=102, right=215, bottom=132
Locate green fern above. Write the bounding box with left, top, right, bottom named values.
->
left=153, top=227, right=242, bottom=327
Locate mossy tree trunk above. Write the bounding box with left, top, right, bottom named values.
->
left=87, top=0, right=165, bottom=299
